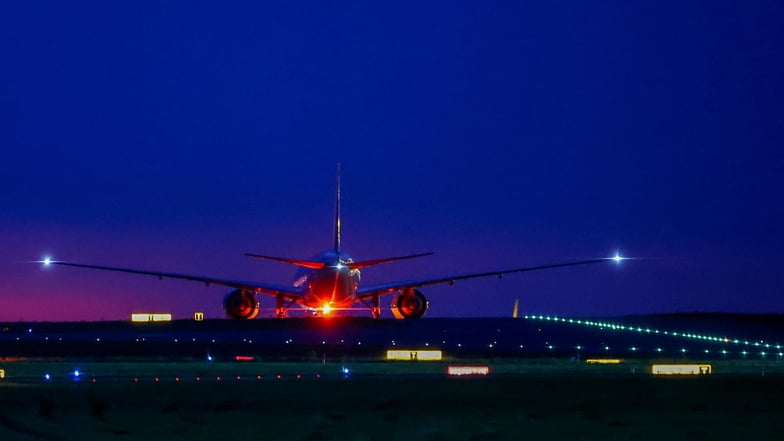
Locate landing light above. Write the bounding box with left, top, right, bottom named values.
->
left=322, top=305, right=332, bottom=315
left=612, top=254, right=623, bottom=262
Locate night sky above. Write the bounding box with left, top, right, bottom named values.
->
left=2, top=2, right=783, bottom=321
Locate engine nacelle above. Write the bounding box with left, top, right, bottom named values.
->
left=390, top=289, right=428, bottom=319
left=223, top=289, right=260, bottom=320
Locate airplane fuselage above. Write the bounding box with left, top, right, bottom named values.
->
left=299, top=251, right=360, bottom=310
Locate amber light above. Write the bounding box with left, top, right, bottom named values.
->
left=586, top=358, right=622, bottom=364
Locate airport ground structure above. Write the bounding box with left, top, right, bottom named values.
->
left=2, top=314, right=783, bottom=362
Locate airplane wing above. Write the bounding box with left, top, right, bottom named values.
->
left=357, top=258, right=614, bottom=299
left=49, top=261, right=304, bottom=299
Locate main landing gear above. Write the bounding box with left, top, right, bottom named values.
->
left=371, top=295, right=381, bottom=319
left=361, top=295, right=381, bottom=319
left=275, top=295, right=294, bottom=318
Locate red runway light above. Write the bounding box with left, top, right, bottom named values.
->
left=154, top=377, right=159, bottom=382
left=216, top=376, right=221, bottom=381
left=276, top=374, right=281, bottom=379
left=133, top=378, right=139, bottom=383
left=195, top=376, right=201, bottom=382
left=256, top=375, right=262, bottom=380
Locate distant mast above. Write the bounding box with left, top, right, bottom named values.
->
left=333, top=163, right=342, bottom=253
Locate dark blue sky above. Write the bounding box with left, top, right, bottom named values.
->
left=2, top=1, right=782, bottom=320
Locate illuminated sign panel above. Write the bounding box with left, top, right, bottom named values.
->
left=447, top=366, right=490, bottom=376
left=386, top=350, right=443, bottom=361
left=652, top=364, right=712, bottom=375
left=586, top=358, right=622, bottom=364
left=131, top=313, right=172, bottom=323
left=194, top=312, right=204, bottom=321
left=0, top=369, right=5, bottom=379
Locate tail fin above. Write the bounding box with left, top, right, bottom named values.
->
left=333, top=163, right=342, bottom=253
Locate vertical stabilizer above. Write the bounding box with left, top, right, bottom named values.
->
left=333, top=163, right=342, bottom=253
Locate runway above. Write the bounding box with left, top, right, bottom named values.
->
left=2, top=314, right=783, bottom=360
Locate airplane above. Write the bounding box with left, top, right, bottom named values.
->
left=41, top=167, right=625, bottom=319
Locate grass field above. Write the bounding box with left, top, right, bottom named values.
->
left=2, top=359, right=784, bottom=440
left=3, top=357, right=784, bottom=379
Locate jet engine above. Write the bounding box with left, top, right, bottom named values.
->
left=390, top=289, right=428, bottom=319
left=223, top=289, right=260, bottom=320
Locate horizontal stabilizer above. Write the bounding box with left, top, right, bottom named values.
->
left=244, top=253, right=326, bottom=269
left=349, top=252, right=434, bottom=269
